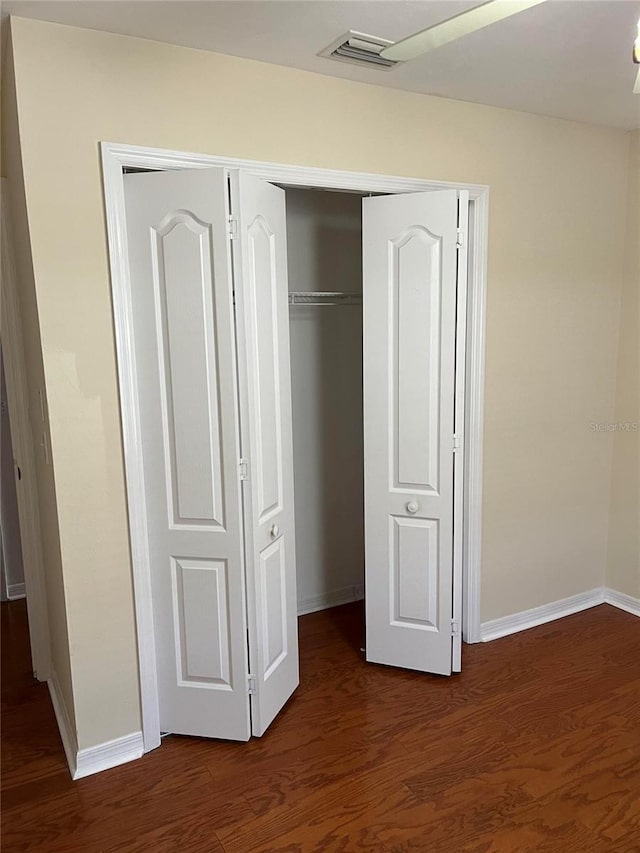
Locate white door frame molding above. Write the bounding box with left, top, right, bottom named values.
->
left=0, top=179, right=52, bottom=680
left=101, top=142, right=488, bottom=753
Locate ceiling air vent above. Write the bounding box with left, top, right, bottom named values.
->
left=319, top=31, right=399, bottom=71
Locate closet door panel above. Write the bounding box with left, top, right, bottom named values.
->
left=231, top=171, right=299, bottom=737
left=363, top=189, right=458, bottom=676
left=391, top=516, right=439, bottom=630
left=245, top=216, right=284, bottom=522
left=171, top=557, right=231, bottom=686
left=259, top=537, right=287, bottom=677
left=125, top=167, right=250, bottom=741
left=154, top=213, right=225, bottom=528
left=391, top=226, right=442, bottom=495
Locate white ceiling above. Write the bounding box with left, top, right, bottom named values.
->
left=3, top=0, right=640, bottom=129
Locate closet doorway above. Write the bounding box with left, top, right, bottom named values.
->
left=102, top=143, right=488, bottom=754
left=285, top=188, right=365, bottom=621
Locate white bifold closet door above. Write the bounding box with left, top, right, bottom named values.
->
left=363, top=189, right=464, bottom=676
left=230, top=172, right=299, bottom=737
left=124, top=166, right=298, bottom=742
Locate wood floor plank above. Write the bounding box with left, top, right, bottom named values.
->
left=71, top=764, right=252, bottom=850
left=459, top=800, right=607, bottom=853
left=216, top=763, right=417, bottom=853
left=215, top=729, right=408, bottom=816
left=2, top=598, right=639, bottom=853
left=102, top=816, right=227, bottom=853
left=370, top=770, right=535, bottom=852
left=0, top=787, right=87, bottom=853
left=1, top=770, right=77, bottom=813
left=502, top=718, right=640, bottom=801
left=542, top=747, right=640, bottom=843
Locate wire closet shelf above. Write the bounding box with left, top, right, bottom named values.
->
left=288, top=291, right=363, bottom=306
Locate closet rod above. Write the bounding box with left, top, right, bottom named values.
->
left=288, top=291, right=362, bottom=306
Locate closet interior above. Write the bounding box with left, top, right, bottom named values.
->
left=283, top=187, right=366, bottom=623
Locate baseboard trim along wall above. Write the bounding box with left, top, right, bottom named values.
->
left=481, top=586, right=639, bottom=641
left=74, top=732, right=144, bottom=780
left=603, top=587, right=640, bottom=617
left=48, top=669, right=144, bottom=779
left=47, top=670, right=78, bottom=778
left=297, top=584, right=365, bottom=617
left=7, top=582, right=26, bottom=599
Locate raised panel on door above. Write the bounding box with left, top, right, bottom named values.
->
left=171, top=557, right=231, bottom=686
left=259, top=538, right=288, bottom=679
left=392, top=227, right=441, bottom=496
left=231, top=170, right=299, bottom=737
left=363, top=190, right=459, bottom=676
left=246, top=214, right=284, bottom=524
left=391, top=516, right=439, bottom=630
left=125, top=168, right=250, bottom=740
left=155, top=211, right=225, bottom=529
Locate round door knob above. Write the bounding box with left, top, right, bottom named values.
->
left=270, top=524, right=280, bottom=538
left=406, top=501, right=419, bottom=514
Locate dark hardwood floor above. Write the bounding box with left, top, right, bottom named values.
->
left=2, top=597, right=639, bottom=852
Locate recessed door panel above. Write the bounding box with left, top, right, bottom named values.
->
left=259, top=538, right=287, bottom=678
left=391, top=228, right=442, bottom=495
left=171, top=557, right=231, bottom=687
left=153, top=213, right=225, bottom=529
left=246, top=216, right=283, bottom=523
left=391, top=517, right=439, bottom=629
left=125, top=167, right=250, bottom=741
left=364, top=189, right=459, bottom=676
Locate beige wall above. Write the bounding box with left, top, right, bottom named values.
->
left=1, top=29, right=76, bottom=736
left=5, top=16, right=630, bottom=749
left=606, top=130, right=640, bottom=598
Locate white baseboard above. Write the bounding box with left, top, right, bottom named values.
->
left=74, top=731, right=144, bottom=780
left=604, top=587, right=640, bottom=617
left=480, top=588, right=605, bottom=642
left=48, top=670, right=78, bottom=778
left=298, top=583, right=364, bottom=616
left=7, top=582, right=25, bottom=599
left=48, top=669, right=143, bottom=779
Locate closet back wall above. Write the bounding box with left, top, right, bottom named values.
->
left=285, top=189, right=364, bottom=614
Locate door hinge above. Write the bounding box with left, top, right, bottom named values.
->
left=239, top=458, right=248, bottom=481
left=456, top=228, right=465, bottom=249
left=451, top=620, right=460, bottom=637
left=452, top=434, right=462, bottom=453
left=228, top=215, right=238, bottom=239
left=247, top=675, right=257, bottom=695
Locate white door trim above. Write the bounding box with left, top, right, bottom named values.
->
left=0, top=179, right=52, bottom=680
left=100, top=142, right=488, bottom=752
